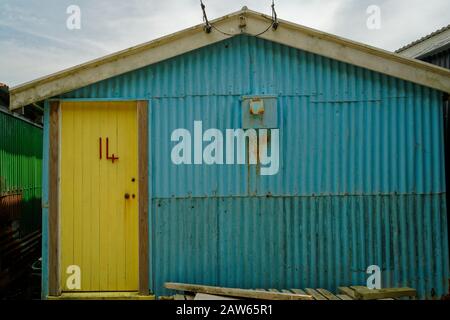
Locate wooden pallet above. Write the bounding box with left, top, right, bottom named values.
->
left=338, top=286, right=416, bottom=300
left=258, top=287, right=416, bottom=300
left=166, top=283, right=312, bottom=300
left=259, top=288, right=345, bottom=300
left=165, top=282, right=417, bottom=301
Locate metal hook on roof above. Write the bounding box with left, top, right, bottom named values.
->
left=272, top=0, right=279, bottom=30
left=200, top=0, right=212, bottom=33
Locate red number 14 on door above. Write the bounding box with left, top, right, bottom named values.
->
left=99, top=137, right=119, bottom=163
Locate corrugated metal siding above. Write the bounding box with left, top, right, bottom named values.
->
left=423, top=48, right=450, bottom=69
left=152, top=195, right=447, bottom=297
left=0, top=110, right=42, bottom=234
left=57, top=35, right=449, bottom=298
left=146, top=90, right=444, bottom=198
left=422, top=48, right=450, bottom=287
left=423, top=49, right=450, bottom=284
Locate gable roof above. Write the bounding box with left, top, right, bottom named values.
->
left=9, top=8, right=450, bottom=110
left=396, top=25, right=450, bottom=58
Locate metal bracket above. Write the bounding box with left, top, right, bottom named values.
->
left=239, top=15, right=247, bottom=31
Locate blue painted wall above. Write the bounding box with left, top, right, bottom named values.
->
left=42, top=35, right=449, bottom=298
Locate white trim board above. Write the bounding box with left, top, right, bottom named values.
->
left=9, top=8, right=450, bottom=110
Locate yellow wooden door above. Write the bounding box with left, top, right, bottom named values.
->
left=60, top=101, right=139, bottom=292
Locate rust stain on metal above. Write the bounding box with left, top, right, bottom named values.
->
left=249, top=98, right=265, bottom=115
left=0, top=192, right=23, bottom=223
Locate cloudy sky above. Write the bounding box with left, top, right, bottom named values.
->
left=0, top=0, right=449, bottom=86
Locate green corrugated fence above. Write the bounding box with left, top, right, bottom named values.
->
left=0, top=110, right=42, bottom=235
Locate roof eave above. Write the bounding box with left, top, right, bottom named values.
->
left=397, top=27, right=450, bottom=59
left=9, top=8, right=450, bottom=110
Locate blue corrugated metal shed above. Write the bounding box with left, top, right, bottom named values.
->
left=54, top=34, right=449, bottom=298
left=12, top=9, right=450, bottom=299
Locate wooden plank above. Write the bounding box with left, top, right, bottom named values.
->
left=304, top=288, right=327, bottom=300
left=48, top=292, right=155, bottom=300
left=137, top=100, right=149, bottom=295
left=290, top=289, right=307, bottom=295
left=351, top=286, right=368, bottom=291
left=338, top=287, right=358, bottom=299
left=317, top=288, right=340, bottom=300
left=336, top=294, right=353, bottom=300
left=173, top=294, right=195, bottom=300
left=165, top=283, right=313, bottom=300
left=194, top=293, right=238, bottom=300
left=48, top=100, right=60, bottom=296
left=350, top=286, right=417, bottom=300
left=268, top=289, right=280, bottom=292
